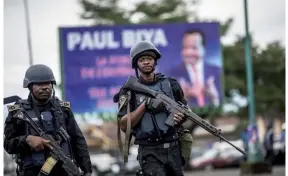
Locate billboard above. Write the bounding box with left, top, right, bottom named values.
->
left=59, top=22, right=223, bottom=119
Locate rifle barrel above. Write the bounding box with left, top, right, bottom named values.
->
left=219, top=135, right=246, bottom=155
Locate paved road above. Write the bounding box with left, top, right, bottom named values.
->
left=184, top=166, right=285, bottom=176
left=4, top=166, right=285, bottom=176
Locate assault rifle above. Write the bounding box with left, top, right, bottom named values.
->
left=6, top=96, right=82, bottom=176
left=122, top=76, right=246, bottom=156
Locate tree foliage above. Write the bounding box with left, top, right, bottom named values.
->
left=79, top=0, right=232, bottom=36
left=224, top=36, right=285, bottom=118
left=80, top=0, right=131, bottom=25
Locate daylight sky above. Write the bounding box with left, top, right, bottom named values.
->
left=4, top=0, right=285, bottom=102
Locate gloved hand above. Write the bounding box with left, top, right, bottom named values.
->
left=83, top=173, right=92, bottom=176
left=145, top=97, right=165, bottom=112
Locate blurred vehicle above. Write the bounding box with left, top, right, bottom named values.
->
left=125, top=145, right=141, bottom=173
left=190, top=148, right=244, bottom=171
left=183, top=146, right=206, bottom=170
left=111, top=145, right=141, bottom=175
left=90, top=153, right=120, bottom=176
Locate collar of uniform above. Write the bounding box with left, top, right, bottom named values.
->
left=138, top=74, right=156, bottom=85
left=138, top=73, right=166, bottom=85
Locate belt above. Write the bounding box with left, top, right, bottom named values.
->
left=141, top=141, right=179, bottom=149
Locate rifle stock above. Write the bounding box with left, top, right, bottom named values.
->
left=122, top=76, right=246, bottom=156
left=123, top=76, right=158, bottom=97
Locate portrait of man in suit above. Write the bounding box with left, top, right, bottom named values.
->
left=170, top=29, right=221, bottom=108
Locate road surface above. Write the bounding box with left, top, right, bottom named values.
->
left=4, top=166, right=285, bottom=176
left=184, top=166, right=285, bottom=176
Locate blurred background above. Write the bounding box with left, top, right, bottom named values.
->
left=4, top=0, right=285, bottom=176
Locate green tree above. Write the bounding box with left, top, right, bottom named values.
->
left=253, top=41, right=285, bottom=118
left=131, top=0, right=190, bottom=24
left=79, top=0, right=233, bottom=38
left=80, top=0, right=131, bottom=25
left=223, top=36, right=285, bottom=119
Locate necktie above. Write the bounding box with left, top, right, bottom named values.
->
left=192, top=65, right=205, bottom=107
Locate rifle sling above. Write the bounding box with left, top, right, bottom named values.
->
left=117, top=117, right=123, bottom=157
left=116, top=91, right=132, bottom=163
left=123, top=100, right=131, bottom=163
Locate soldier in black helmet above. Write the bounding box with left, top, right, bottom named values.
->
left=115, top=41, right=193, bottom=176
left=4, top=64, right=92, bottom=176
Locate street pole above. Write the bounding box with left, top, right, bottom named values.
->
left=243, top=0, right=264, bottom=163
left=23, top=0, right=34, bottom=66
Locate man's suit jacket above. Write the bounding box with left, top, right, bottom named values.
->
left=167, top=62, right=221, bottom=107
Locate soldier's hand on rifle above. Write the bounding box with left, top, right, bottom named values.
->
left=145, top=97, right=164, bottom=112
left=173, top=113, right=185, bottom=125
left=26, top=135, right=50, bottom=151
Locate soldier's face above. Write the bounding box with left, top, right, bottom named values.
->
left=32, top=82, right=53, bottom=100
left=137, top=56, right=155, bottom=74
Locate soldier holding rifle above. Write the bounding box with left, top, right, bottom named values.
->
left=4, top=64, right=92, bottom=176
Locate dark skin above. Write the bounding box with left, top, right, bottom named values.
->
left=120, top=56, right=185, bottom=132
left=31, top=82, right=53, bottom=104
left=25, top=82, right=53, bottom=151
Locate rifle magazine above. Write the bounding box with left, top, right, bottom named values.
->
left=39, top=156, right=58, bottom=175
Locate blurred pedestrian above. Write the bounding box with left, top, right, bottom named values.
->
left=264, top=121, right=274, bottom=165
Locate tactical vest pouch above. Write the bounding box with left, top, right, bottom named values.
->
left=22, top=151, right=46, bottom=169
left=56, top=127, right=70, bottom=142
left=179, top=131, right=193, bottom=161
left=160, top=80, right=172, bottom=95
left=54, top=127, right=72, bottom=157
left=41, top=111, right=54, bottom=132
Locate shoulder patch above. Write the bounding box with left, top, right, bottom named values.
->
left=60, top=101, right=70, bottom=108
left=7, top=104, right=21, bottom=112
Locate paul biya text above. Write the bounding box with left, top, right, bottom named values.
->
left=66, top=28, right=168, bottom=51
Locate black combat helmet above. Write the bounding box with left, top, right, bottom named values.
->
left=23, top=64, right=56, bottom=88
left=130, top=41, right=161, bottom=69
